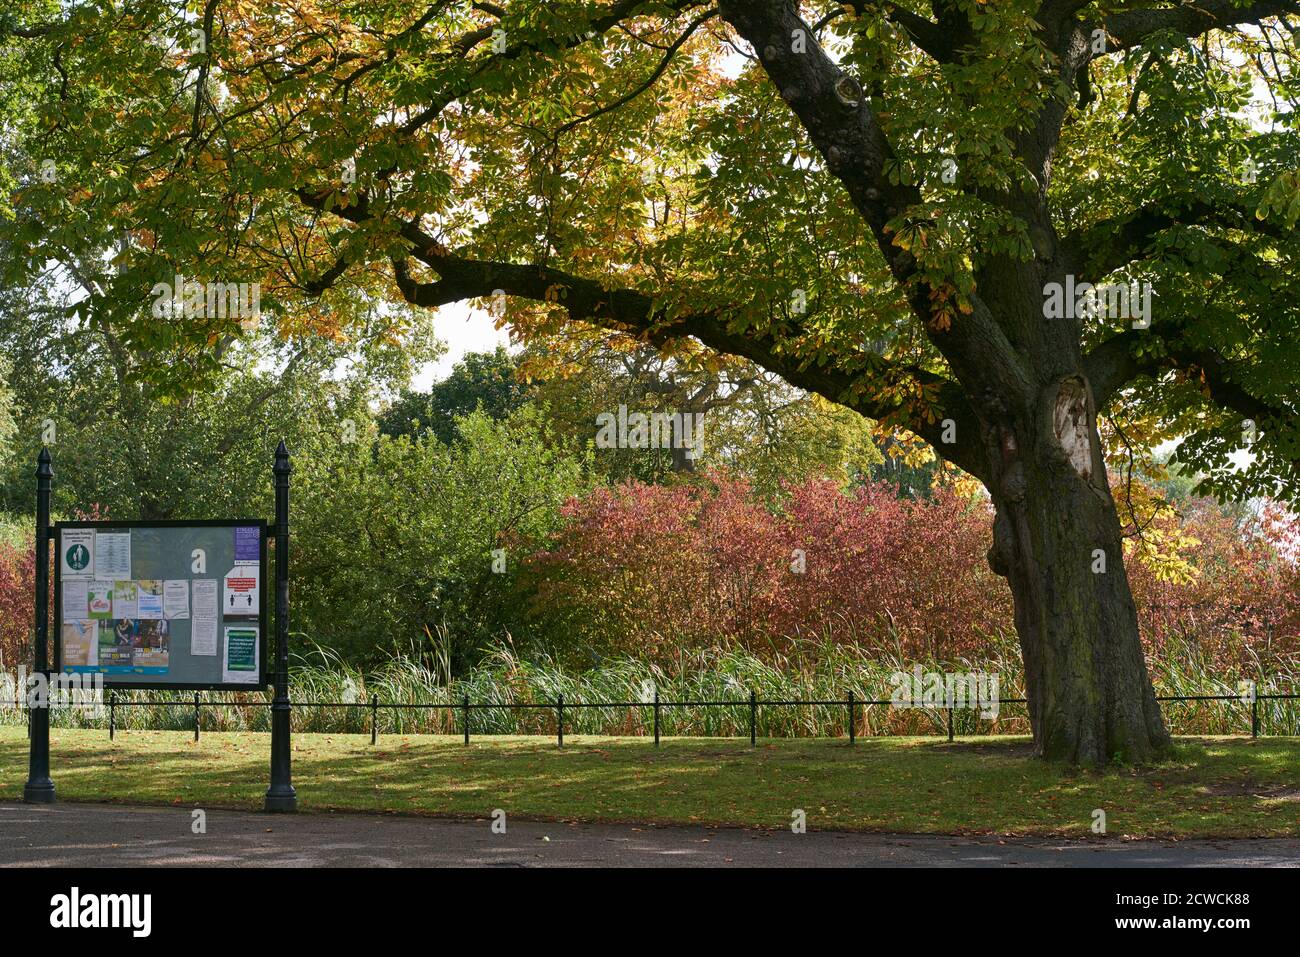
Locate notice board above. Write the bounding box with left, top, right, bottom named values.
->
left=54, top=520, right=269, bottom=690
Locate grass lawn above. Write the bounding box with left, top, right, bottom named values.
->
left=1, top=727, right=1297, bottom=838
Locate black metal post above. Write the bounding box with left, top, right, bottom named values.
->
left=947, top=706, right=954, bottom=742
left=847, top=690, right=855, bottom=744
left=653, top=688, right=660, bottom=747
left=463, top=694, right=470, bottom=745
left=24, top=448, right=55, bottom=804
left=1252, top=693, right=1259, bottom=739
left=749, top=690, right=756, bottom=746
left=557, top=694, right=564, bottom=748
left=264, top=441, right=296, bottom=812
left=194, top=691, right=201, bottom=742
left=109, top=692, right=115, bottom=741
left=369, top=693, right=377, bottom=745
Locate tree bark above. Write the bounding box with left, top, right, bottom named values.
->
left=984, top=374, right=1171, bottom=764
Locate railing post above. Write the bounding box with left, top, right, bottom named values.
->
left=847, top=690, right=855, bottom=745
left=653, top=688, right=660, bottom=747
left=947, top=705, right=954, bottom=742
left=1252, top=693, right=1259, bottom=739
left=557, top=694, right=564, bottom=749
left=194, top=691, right=201, bottom=742
left=370, top=693, right=378, bottom=745
left=749, top=690, right=756, bottom=746
left=463, top=694, right=470, bottom=745
left=109, top=691, right=115, bottom=741
left=264, top=440, right=296, bottom=812
left=24, top=447, right=55, bottom=804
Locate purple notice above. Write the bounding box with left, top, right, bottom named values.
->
left=234, top=526, right=260, bottom=562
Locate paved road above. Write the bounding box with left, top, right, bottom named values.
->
left=1, top=802, right=1297, bottom=867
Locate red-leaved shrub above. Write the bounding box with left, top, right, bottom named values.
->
left=525, top=474, right=1009, bottom=662
left=0, top=537, right=36, bottom=672
left=526, top=474, right=1300, bottom=670
left=1126, top=500, right=1300, bottom=671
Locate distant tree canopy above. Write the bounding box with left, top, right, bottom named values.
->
left=379, top=346, right=534, bottom=445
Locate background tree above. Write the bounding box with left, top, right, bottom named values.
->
left=380, top=345, right=532, bottom=444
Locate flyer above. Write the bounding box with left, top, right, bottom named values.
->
left=223, top=565, right=260, bottom=615
left=234, top=526, right=260, bottom=563
left=192, top=579, right=218, bottom=618
left=223, top=625, right=259, bottom=683
left=112, top=580, right=139, bottom=619
left=87, top=583, right=113, bottom=620
left=192, top=617, right=218, bottom=656
left=61, top=620, right=98, bottom=668
left=61, top=581, right=89, bottom=621
left=163, top=579, right=190, bottom=619
left=133, top=619, right=170, bottom=673
left=136, top=580, right=164, bottom=619
left=99, top=619, right=135, bottom=670
left=94, top=532, right=132, bottom=580
left=60, top=529, right=95, bottom=580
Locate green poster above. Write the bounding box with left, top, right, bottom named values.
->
left=223, top=626, right=259, bottom=684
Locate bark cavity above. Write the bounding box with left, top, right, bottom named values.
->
left=1052, top=377, right=1093, bottom=482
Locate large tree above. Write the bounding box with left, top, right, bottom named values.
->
left=2, top=0, right=1297, bottom=762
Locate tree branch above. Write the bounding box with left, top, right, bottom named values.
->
left=1085, top=326, right=1295, bottom=432
left=1063, top=195, right=1291, bottom=281
left=1102, top=0, right=1300, bottom=51
left=397, top=0, right=708, bottom=136
left=718, top=0, right=1034, bottom=420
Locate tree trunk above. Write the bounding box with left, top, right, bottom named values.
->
left=985, top=374, right=1171, bottom=764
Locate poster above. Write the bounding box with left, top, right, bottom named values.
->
left=61, top=581, right=89, bottom=621
left=87, top=583, right=113, bottom=620
left=99, top=619, right=135, bottom=670
left=192, top=617, right=218, bottom=656
left=133, top=619, right=170, bottom=672
left=234, top=526, right=260, bottom=563
left=94, top=532, right=131, bottom=580
left=136, top=580, right=164, bottom=619
left=61, top=620, right=98, bottom=668
left=223, top=626, right=259, bottom=683
left=60, top=529, right=95, bottom=580
left=163, top=580, right=190, bottom=619
left=223, top=566, right=259, bottom=615
left=112, top=580, right=139, bottom=619
left=192, top=579, right=218, bottom=618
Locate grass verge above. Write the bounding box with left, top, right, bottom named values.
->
left=1, top=727, right=1297, bottom=838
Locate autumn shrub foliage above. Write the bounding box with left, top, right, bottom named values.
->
left=526, top=474, right=1300, bottom=673
left=0, top=506, right=103, bottom=672
left=525, top=475, right=1010, bottom=663
left=1125, top=499, right=1300, bottom=673
left=0, top=534, right=35, bottom=671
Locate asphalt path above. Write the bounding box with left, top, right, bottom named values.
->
left=2, top=801, right=1297, bottom=867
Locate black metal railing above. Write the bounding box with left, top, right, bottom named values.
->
left=3, top=688, right=1294, bottom=747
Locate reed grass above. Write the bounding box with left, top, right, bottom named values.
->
left=2, top=631, right=1294, bottom=738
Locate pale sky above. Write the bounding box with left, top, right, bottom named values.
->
left=413, top=301, right=512, bottom=390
